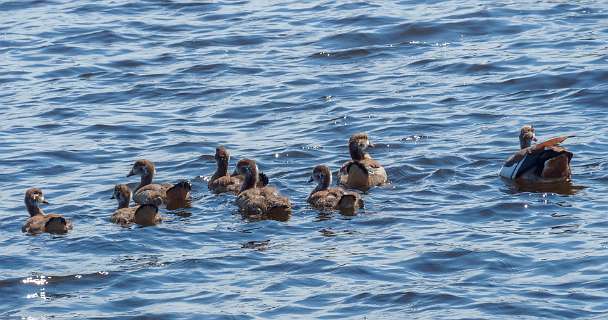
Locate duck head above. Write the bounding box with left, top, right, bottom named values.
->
left=309, top=165, right=332, bottom=191
left=111, top=184, right=131, bottom=209
left=214, top=146, right=230, bottom=176
left=519, top=125, right=537, bottom=149
left=235, top=159, right=259, bottom=192
left=127, top=159, right=155, bottom=189
left=349, top=133, right=374, bottom=161
left=173, top=180, right=193, bottom=192
left=24, top=188, right=48, bottom=216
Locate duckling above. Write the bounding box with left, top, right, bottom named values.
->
left=339, top=133, right=388, bottom=191
left=208, top=146, right=269, bottom=194
left=500, top=125, right=574, bottom=183
left=110, top=184, right=162, bottom=226
left=22, top=188, right=72, bottom=234
left=234, top=159, right=291, bottom=218
left=127, top=159, right=190, bottom=209
left=308, top=165, right=363, bottom=215
left=166, top=180, right=192, bottom=210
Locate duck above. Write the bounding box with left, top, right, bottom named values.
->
left=165, top=180, right=193, bottom=210
left=499, top=125, right=574, bottom=183
left=110, top=184, right=162, bottom=226
left=127, top=159, right=191, bottom=209
left=208, top=146, right=269, bottom=194
left=308, top=165, right=363, bottom=215
left=22, top=188, right=72, bottom=234
left=234, top=159, right=291, bottom=219
left=339, top=133, right=388, bottom=191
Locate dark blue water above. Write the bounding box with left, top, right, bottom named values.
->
left=1, top=0, right=608, bottom=318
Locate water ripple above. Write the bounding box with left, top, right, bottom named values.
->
left=1, top=0, right=608, bottom=318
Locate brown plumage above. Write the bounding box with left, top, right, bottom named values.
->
left=234, top=159, right=291, bottom=220
left=500, top=125, right=574, bottom=183
left=308, top=165, right=363, bottom=215
left=110, top=184, right=162, bottom=226
left=133, top=204, right=161, bottom=227
left=339, top=133, right=388, bottom=191
left=127, top=159, right=190, bottom=209
left=208, top=146, right=269, bottom=194
left=166, top=180, right=192, bottom=210
left=22, top=188, right=72, bottom=234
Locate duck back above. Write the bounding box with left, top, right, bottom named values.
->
left=111, top=207, right=137, bottom=226
left=340, top=159, right=387, bottom=190
left=133, top=183, right=172, bottom=206
left=236, top=186, right=291, bottom=216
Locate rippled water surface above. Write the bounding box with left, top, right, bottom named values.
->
left=2, top=0, right=608, bottom=318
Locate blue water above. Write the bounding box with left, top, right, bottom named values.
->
left=2, top=0, right=608, bottom=318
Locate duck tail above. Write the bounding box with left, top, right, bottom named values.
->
left=134, top=204, right=160, bottom=226
left=258, top=172, right=269, bottom=187
left=44, top=217, right=69, bottom=234
left=337, top=193, right=361, bottom=215
left=541, top=153, right=572, bottom=180
left=166, top=180, right=192, bottom=210
left=266, top=204, right=292, bottom=222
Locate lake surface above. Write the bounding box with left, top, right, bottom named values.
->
left=1, top=0, right=608, bottom=318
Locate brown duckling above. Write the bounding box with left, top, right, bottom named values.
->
left=166, top=180, right=192, bottom=210
left=339, top=133, right=388, bottom=191
left=234, top=159, right=291, bottom=218
left=500, top=125, right=574, bottom=183
left=110, top=184, right=162, bottom=226
left=208, top=146, right=269, bottom=194
left=22, top=188, right=72, bottom=234
left=127, top=159, right=191, bottom=209
left=308, top=165, right=363, bottom=215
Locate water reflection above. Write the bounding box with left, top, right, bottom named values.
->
left=501, top=177, right=586, bottom=196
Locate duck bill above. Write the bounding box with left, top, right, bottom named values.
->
left=127, top=169, right=135, bottom=177
left=307, top=177, right=314, bottom=183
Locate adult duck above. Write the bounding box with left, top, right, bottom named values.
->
left=499, top=125, right=574, bottom=183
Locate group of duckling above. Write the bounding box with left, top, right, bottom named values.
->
left=22, top=127, right=575, bottom=235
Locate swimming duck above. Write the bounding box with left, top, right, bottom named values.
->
left=110, top=184, right=162, bottom=226
left=234, top=159, right=291, bottom=218
left=127, top=159, right=191, bottom=209
left=208, top=146, right=269, bottom=194
left=499, top=125, right=574, bottom=183
left=166, top=180, right=193, bottom=210
left=339, top=133, right=388, bottom=191
left=22, top=188, right=72, bottom=234
left=309, top=165, right=363, bottom=215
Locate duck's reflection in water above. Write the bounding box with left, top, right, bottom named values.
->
left=241, top=211, right=291, bottom=222
left=502, top=178, right=586, bottom=196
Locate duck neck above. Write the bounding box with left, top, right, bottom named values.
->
left=137, top=173, right=153, bottom=191
left=26, top=202, right=43, bottom=217
left=349, top=144, right=366, bottom=161
left=520, top=138, right=532, bottom=149
left=117, top=196, right=130, bottom=209
left=240, top=168, right=259, bottom=193
left=212, top=159, right=229, bottom=180
left=313, top=175, right=332, bottom=193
